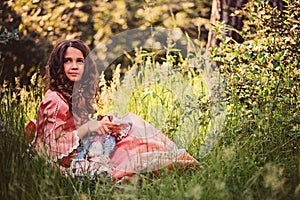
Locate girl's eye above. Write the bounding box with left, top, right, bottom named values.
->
left=64, top=58, right=72, bottom=63
left=77, top=59, right=84, bottom=63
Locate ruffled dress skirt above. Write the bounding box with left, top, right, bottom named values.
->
left=110, top=113, right=198, bottom=179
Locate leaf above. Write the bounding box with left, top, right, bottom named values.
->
left=244, top=52, right=251, bottom=59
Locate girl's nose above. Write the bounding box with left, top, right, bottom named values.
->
left=71, top=61, right=79, bottom=69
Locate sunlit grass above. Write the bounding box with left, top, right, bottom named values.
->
left=96, top=49, right=224, bottom=158
left=0, top=48, right=299, bottom=200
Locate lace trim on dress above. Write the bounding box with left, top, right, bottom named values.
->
left=48, top=99, right=80, bottom=162
left=48, top=100, right=60, bottom=143
left=53, top=130, right=80, bottom=162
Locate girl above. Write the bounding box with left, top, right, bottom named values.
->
left=26, top=39, right=198, bottom=180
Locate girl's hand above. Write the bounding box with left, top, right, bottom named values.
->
left=87, top=120, right=122, bottom=135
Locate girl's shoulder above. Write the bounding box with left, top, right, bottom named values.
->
left=43, top=89, right=67, bottom=102
left=41, top=89, right=69, bottom=108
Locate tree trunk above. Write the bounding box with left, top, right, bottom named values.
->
left=206, top=0, right=286, bottom=70
left=206, top=0, right=287, bottom=51
left=270, top=0, right=286, bottom=10
left=206, top=0, right=248, bottom=52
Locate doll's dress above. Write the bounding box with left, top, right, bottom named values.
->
left=69, top=115, right=132, bottom=178
left=74, top=116, right=132, bottom=160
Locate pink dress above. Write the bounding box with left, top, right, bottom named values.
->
left=26, top=90, right=81, bottom=167
left=26, top=89, right=198, bottom=179
left=110, top=113, right=198, bottom=179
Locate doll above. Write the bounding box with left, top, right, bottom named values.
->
left=75, top=114, right=132, bottom=160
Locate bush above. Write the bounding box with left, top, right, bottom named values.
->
left=213, top=0, right=299, bottom=125
left=211, top=0, right=299, bottom=198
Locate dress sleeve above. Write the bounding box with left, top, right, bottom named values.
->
left=38, top=92, right=80, bottom=163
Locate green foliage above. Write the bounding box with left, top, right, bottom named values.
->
left=213, top=0, right=299, bottom=124
left=211, top=0, right=300, bottom=198
left=0, top=26, right=19, bottom=44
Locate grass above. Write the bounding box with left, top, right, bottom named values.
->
left=0, top=47, right=299, bottom=200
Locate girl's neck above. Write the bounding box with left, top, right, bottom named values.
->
left=73, top=82, right=81, bottom=93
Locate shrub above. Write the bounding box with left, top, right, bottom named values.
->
left=211, top=0, right=299, bottom=198
left=213, top=0, right=299, bottom=127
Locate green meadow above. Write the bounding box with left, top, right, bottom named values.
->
left=1, top=1, right=299, bottom=199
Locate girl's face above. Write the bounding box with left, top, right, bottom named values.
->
left=64, top=47, right=85, bottom=82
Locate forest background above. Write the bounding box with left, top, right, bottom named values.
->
left=1, top=0, right=213, bottom=86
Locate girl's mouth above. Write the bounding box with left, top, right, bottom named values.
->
left=69, top=73, right=79, bottom=76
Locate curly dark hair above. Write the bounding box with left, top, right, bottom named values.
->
left=46, top=39, right=98, bottom=124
